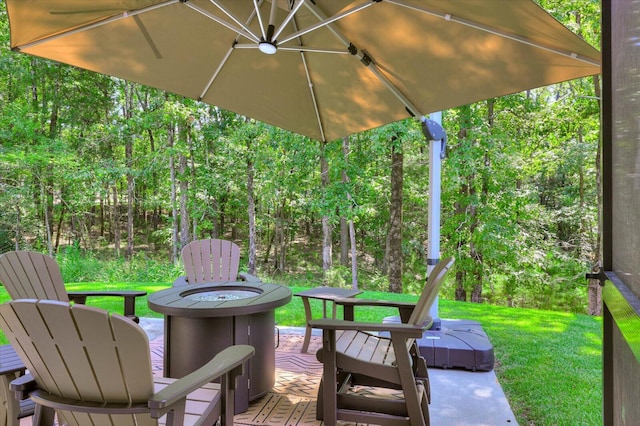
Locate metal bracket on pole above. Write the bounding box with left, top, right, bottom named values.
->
left=586, top=266, right=609, bottom=287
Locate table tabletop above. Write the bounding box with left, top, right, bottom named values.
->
left=0, top=345, right=25, bottom=376
left=148, top=281, right=291, bottom=318
left=294, top=286, right=362, bottom=301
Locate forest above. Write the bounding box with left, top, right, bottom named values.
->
left=0, top=1, right=602, bottom=314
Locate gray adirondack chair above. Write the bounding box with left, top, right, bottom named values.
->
left=311, top=257, right=454, bottom=426
left=0, top=299, right=254, bottom=426
left=0, top=251, right=146, bottom=322
left=174, top=239, right=260, bottom=286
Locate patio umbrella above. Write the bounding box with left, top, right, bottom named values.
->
left=5, top=0, right=600, bottom=143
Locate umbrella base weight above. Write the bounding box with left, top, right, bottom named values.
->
left=383, top=317, right=495, bottom=372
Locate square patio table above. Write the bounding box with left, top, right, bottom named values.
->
left=294, top=286, right=363, bottom=353
left=0, top=344, right=35, bottom=426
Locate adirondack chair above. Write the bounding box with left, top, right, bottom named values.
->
left=0, top=251, right=146, bottom=322
left=0, top=251, right=147, bottom=425
left=173, top=239, right=260, bottom=286
left=0, top=299, right=254, bottom=426
left=310, top=257, right=454, bottom=426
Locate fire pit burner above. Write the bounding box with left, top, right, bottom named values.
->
left=182, top=288, right=260, bottom=302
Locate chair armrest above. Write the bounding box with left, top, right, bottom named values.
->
left=334, top=298, right=416, bottom=323
left=308, top=318, right=429, bottom=338
left=239, top=273, right=262, bottom=283
left=9, top=373, right=37, bottom=401
left=149, top=345, right=255, bottom=418
left=172, top=276, right=189, bottom=287
left=68, top=291, right=147, bottom=322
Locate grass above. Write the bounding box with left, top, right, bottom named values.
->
left=0, top=281, right=602, bottom=426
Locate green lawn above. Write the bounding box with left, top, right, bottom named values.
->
left=0, top=282, right=602, bottom=426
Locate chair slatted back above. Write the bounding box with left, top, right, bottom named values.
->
left=408, top=257, right=454, bottom=326
left=0, top=300, right=156, bottom=426
left=181, top=239, right=241, bottom=284
left=0, top=251, right=69, bottom=302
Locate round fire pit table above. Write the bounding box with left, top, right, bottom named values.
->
left=148, top=281, right=291, bottom=413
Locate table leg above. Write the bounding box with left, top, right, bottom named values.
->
left=321, top=328, right=337, bottom=425
left=0, top=372, right=18, bottom=426
left=300, top=297, right=313, bottom=353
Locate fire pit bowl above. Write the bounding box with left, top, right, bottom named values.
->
left=181, top=286, right=263, bottom=302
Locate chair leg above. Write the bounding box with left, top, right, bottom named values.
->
left=412, top=346, right=431, bottom=403
left=420, top=383, right=430, bottom=426
left=316, top=378, right=324, bottom=420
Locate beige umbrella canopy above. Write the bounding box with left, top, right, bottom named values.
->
left=6, top=0, right=600, bottom=142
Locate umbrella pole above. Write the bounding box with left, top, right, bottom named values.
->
left=422, top=112, right=446, bottom=330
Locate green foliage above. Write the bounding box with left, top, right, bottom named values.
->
left=323, top=265, right=349, bottom=288
left=56, top=246, right=182, bottom=283
left=0, top=1, right=602, bottom=313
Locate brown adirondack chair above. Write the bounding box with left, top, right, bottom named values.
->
left=310, top=257, right=454, bottom=426
left=0, top=299, right=254, bottom=426
left=0, top=250, right=147, bottom=426
left=174, top=239, right=260, bottom=286
left=0, top=251, right=146, bottom=322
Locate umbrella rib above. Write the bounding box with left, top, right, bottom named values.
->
left=234, top=44, right=348, bottom=55
left=199, top=46, right=234, bottom=101
left=278, top=1, right=373, bottom=45
left=302, top=1, right=423, bottom=117
left=253, top=0, right=267, bottom=39
left=386, top=0, right=600, bottom=67
left=301, top=52, right=325, bottom=141
left=184, top=1, right=260, bottom=43
left=289, top=13, right=326, bottom=142
left=273, top=0, right=307, bottom=41
left=198, top=5, right=264, bottom=101
left=13, top=0, right=181, bottom=51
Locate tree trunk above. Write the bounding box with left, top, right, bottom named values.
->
left=168, top=124, right=179, bottom=263
left=454, top=105, right=473, bottom=301
left=340, top=217, right=349, bottom=266
left=179, top=149, right=189, bottom=248
left=387, top=140, right=403, bottom=293
left=320, top=141, right=332, bottom=275
left=247, top=138, right=257, bottom=276
left=470, top=100, right=493, bottom=303
left=274, top=203, right=287, bottom=273
left=41, top=183, right=53, bottom=256
left=124, top=82, right=135, bottom=260
left=13, top=203, right=21, bottom=251
left=341, top=136, right=358, bottom=289
left=99, top=194, right=105, bottom=238
left=340, top=137, right=350, bottom=267
left=349, top=219, right=358, bottom=289
left=111, top=184, right=121, bottom=257
left=589, top=73, right=603, bottom=316
left=588, top=262, right=602, bottom=316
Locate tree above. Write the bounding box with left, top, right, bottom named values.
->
left=320, top=140, right=332, bottom=277
left=386, top=136, right=403, bottom=293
